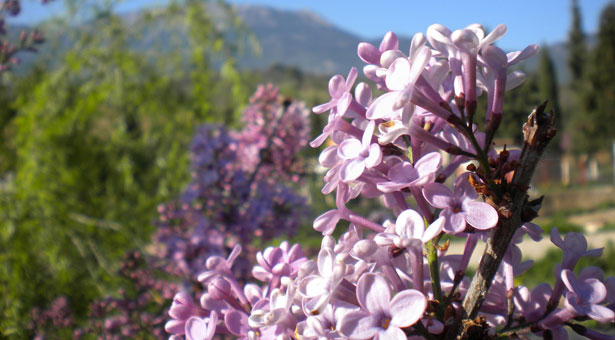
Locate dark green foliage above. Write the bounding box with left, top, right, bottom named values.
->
left=568, top=0, right=586, bottom=86
left=537, top=47, right=563, bottom=152
left=0, top=1, right=250, bottom=337
left=573, top=3, right=615, bottom=154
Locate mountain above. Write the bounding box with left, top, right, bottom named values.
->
left=235, top=5, right=374, bottom=75
left=7, top=4, right=588, bottom=83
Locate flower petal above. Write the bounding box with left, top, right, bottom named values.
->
left=395, top=209, right=425, bottom=240
left=341, top=159, right=366, bottom=182
left=313, top=210, right=341, bottom=235
left=358, top=43, right=381, bottom=64
left=464, top=201, right=498, bottom=230
left=357, top=273, right=391, bottom=314
left=389, top=289, right=427, bottom=327
left=338, top=138, right=363, bottom=160
left=423, top=183, right=454, bottom=209
left=587, top=304, right=615, bottom=323
left=338, top=311, right=379, bottom=339
left=185, top=317, right=209, bottom=340
left=225, top=311, right=248, bottom=337
left=422, top=216, right=445, bottom=243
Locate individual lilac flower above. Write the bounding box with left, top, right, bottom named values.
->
left=423, top=174, right=498, bottom=234
left=514, top=284, right=552, bottom=323
left=376, top=152, right=441, bottom=193
left=165, top=292, right=201, bottom=336
left=548, top=228, right=604, bottom=306
left=298, top=247, right=347, bottom=314
left=366, top=45, right=431, bottom=120
left=248, top=282, right=297, bottom=332
left=295, top=303, right=355, bottom=340
left=184, top=312, right=218, bottom=340
left=337, top=120, right=382, bottom=182
left=313, top=67, right=358, bottom=117
left=252, top=242, right=307, bottom=292
left=338, top=273, right=426, bottom=340
left=375, top=210, right=444, bottom=251
left=561, top=269, right=614, bottom=323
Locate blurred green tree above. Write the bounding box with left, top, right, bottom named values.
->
left=568, top=0, right=586, bottom=88
left=0, top=0, right=253, bottom=336
left=537, top=46, right=563, bottom=152
left=573, top=3, right=615, bottom=154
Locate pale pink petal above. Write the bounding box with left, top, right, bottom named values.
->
left=376, top=181, right=407, bottom=193
left=225, top=311, right=249, bottom=336
left=366, top=92, right=400, bottom=120
left=422, top=216, right=445, bottom=243
left=357, top=273, right=391, bottom=314
left=313, top=210, right=341, bottom=235
left=396, top=209, right=425, bottom=240
left=329, top=75, right=346, bottom=98
left=362, top=120, right=376, bottom=149
left=389, top=289, right=427, bottom=327
left=507, top=44, right=539, bottom=66
left=380, top=31, right=399, bottom=52
left=358, top=43, right=381, bottom=64
left=165, top=319, right=186, bottom=335
left=365, top=144, right=383, bottom=168
left=478, top=24, right=506, bottom=50
left=338, top=138, right=362, bottom=160
left=319, top=145, right=339, bottom=167
left=377, top=325, right=406, bottom=340
left=415, top=152, right=442, bottom=178
left=337, top=92, right=352, bottom=116
left=587, top=304, right=615, bottom=323
left=341, top=159, right=366, bottom=182
left=388, top=162, right=417, bottom=182
left=386, top=58, right=411, bottom=91
left=346, top=67, right=358, bottom=90
left=313, top=100, right=337, bottom=114
left=423, top=183, right=454, bottom=209
left=505, top=71, right=526, bottom=90
left=408, top=46, right=431, bottom=84
left=446, top=211, right=466, bottom=234
left=583, top=279, right=607, bottom=304
left=355, top=82, right=372, bottom=106
left=304, top=276, right=329, bottom=297
left=408, top=32, right=426, bottom=60
left=464, top=201, right=498, bottom=230
left=185, top=317, right=208, bottom=340
left=317, top=248, right=335, bottom=277
left=338, top=311, right=379, bottom=339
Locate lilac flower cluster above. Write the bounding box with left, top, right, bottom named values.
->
left=0, top=0, right=51, bottom=72
left=155, top=84, right=309, bottom=281
left=166, top=24, right=614, bottom=340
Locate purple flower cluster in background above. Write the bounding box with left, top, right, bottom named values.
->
left=155, top=84, right=310, bottom=280
left=166, top=24, right=614, bottom=340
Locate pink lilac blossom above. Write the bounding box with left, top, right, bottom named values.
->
left=164, top=24, right=613, bottom=340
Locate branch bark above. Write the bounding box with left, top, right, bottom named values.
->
left=456, top=102, right=556, bottom=338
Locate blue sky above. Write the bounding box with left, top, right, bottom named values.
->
left=12, top=0, right=613, bottom=50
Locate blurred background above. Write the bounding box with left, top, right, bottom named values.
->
left=0, top=0, right=613, bottom=338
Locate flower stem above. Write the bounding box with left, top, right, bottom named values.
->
left=426, top=238, right=443, bottom=320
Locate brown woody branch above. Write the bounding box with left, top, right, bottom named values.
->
left=455, top=102, right=556, bottom=339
